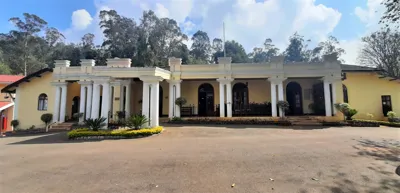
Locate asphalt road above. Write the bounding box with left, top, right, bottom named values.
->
left=1, top=125, right=399, bottom=193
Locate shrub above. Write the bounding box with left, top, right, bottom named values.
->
left=334, top=103, right=357, bottom=120
left=127, top=114, right=149, bottom=129
left=41, top=113, right=53, bottom=132
left=84, top=117, right=107, bottom=131
left=387, top=111, right=398, bottom=122
left=67, top=126, right=163, bottom=139
left=72, top=113, right=84, bottom=120
left=277, top=101, right=289, bottom=111
left=170, top=117, right=183, bottom=122
left=175, top=97, right=187, bottom=107
left=11, top=120, right=19, bottom=129
left=347, top=120, right=379, bottom=127
left=351, top=119, right=400, bottom=128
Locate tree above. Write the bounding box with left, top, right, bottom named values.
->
left=358, top=29, right=400, bottom=78
left=8, top=13, right=48, bottom=75
left=213, top=40, right=249, bottom=63
left=45, top=27, right=65, bottom=48
left=248, top=38, right=279, bottom=63
left=81, top=33, right=97, bottom=59
left=380, top=0, right=400, bottom=28
left=190, top=30, right=211, bottom=63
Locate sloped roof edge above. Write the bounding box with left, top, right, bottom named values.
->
left=1, top=68, right=53, bottom=93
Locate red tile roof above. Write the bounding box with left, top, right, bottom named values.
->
left=0, top=75, right=24, bottom=83
left=0, top=101, right=13, bottom=110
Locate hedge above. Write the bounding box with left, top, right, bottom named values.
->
left=351, top=119, right=400, bottom=128
left=168, top=118, right=292, bottom=126
left=67, top=127, right=163, bottom=140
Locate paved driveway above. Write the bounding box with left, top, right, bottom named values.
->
left=0, top=126, right=399, bottom=193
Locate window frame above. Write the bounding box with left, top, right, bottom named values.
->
left=342, top=84, right=349, bottom=103
left=37, top=93, right=48, bottom=111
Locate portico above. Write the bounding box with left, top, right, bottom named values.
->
left=50, top=54, right=342, bottom=127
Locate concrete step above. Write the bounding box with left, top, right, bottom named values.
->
left=50, top=122, right=75, bottom=131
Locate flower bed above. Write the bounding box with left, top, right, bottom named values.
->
left=67, top=127, right=163, bottom=140
left=168, top=118, right=292, bottom=126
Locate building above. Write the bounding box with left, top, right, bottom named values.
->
left=1, top=56, right=399, bottom=129
left=0, top=75, right=24, bottom=132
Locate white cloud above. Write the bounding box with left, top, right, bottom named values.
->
left=71, top=9, right=93, bottom=30
left=354, top=0, right=382, bottom=26
left=340, top=39, right=363, bottom=64
left=155, top=3, right=170, bottom=18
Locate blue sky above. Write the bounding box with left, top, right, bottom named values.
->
left=0, top=0, right=386, bottom=64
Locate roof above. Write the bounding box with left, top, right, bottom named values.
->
left=340, top=64, right=380, bottom=72
left=1, top=68, right=53, bottom=93
left=0, top=75, right=24, bottom=83
left=0, top=102, right=14, bottom=111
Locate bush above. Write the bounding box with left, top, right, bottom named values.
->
left=41, top=113, right=53, bottom=126
left=116, top=111, right=126, bottom=120
left=277, top=101, right=290, bottom=111
left=170, top=117, right=183, bottom=122
left=84, top=117, right=107, bottom=131
left=72, top=113, right=83, bottom=120
left=127, top=114, right=148, bottom=129
left=351, top=119, right=400, bottom=128
left=334, top=103, right=357, bottom=120
left=347, top=120, right=379, bottom=127
left=67, top=126, right=163, bottom=139
left=11, top=120, right=19, bottom=128
left=387, top=111, right=398, bottom=122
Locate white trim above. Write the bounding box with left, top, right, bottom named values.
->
left=0, top=102, right=14, bottom=112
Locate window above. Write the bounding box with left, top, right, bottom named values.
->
left=381, top=95, right=392, bottom=117
left=38, top=93, right=48, bottom=111
left=232, top=83, right=249, bottom=110
left=343, top=84, right=349, bottom=103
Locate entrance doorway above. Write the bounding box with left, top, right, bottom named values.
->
left=232, top=83, right=249, bottom=112
left=159, top=86, right=163, bottom=116
left=71, top=96, right=80, bottom=119
left=286, top=82, right=303, bottom=115
left=198, top=83, right=214, bottom=116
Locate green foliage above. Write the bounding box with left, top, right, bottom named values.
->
left=84, top=117, right=107, bottom=131
left=248, top=38, right=279, bottom=63
left=116, top=111, right=126, bottom=120
left=170, top=117, right=183, bottom=122
left=11, top=120, right=19, bottom=128
left=277, top=101, right=290, bottom=110
left=127, top=114, right=149, bottom=130
left=40, top=113, right=53, bottom=126
left=380, top=0, right=400, bottom=27
left=351, top=119, right=400, bottom=128
left=67, top=126, right=163, bottom=139
left=387, top=111, right=396, bottom=119
left=175, top=97, right=187, bottom=107
left=190, top=30, right=211, bottom=63
left=334, top=103, right=358, bottom=120
left=213, top=40, right=249, bottom=63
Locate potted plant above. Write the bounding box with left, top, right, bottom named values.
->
left=175, top=97, right=187, bottom=116
left=41, top=113, right=53, bottom=132
left=11, top=120, right=19, bottom=131
left=277, top=100, right=289, bottom=117
left=334, top=103, right=358, bottom=120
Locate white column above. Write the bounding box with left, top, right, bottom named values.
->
left=120, top=85, right=124, bottom=111
left=91, top=83, right=101, bottom=119
left=79, top=85, right=86, bottom=123
left=101, top=82, right=110, bottom=122
left=175, top=81, right=181, bottom=117
left=331, top=82, right=337, bottom=115
left=168, top=82, right=174, bottom=118
left=278, top=82, right=284, bottom=117
left=150, top=83, right=160, bottom=127
left=125, top=83, right=131, bottom=117
left=86, top=84, right=93, bottom=119
left=226, top=82, right=233, bottom=117
left=270, top=83, right=277, bottom=117
left=324, top=80, right=332, bottom=117
left=53, top=86, right=61, bottom=123
left=142, top=82, right=150, bottom=127
left=59, top=84, right=68, bottom=123
left=219, top=82, right=225, bottom=117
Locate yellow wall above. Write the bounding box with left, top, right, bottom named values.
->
left=342, top=72, right=399, bottom=120
left=17, top=73, right=55, bottom=129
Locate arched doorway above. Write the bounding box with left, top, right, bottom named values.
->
left=159, top=85, right=163, bottom=116
left=198, top=83, right=214, bottom=116
left=286, top=82, right=303, bottom=115
left=71, top=96, right=80, bottom=119
left=232, top=83, right=249, bottom=113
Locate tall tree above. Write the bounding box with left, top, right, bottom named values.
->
left=358, top=29, right=400, bottom=78
left=190, top=30, right=211, bottom=63
left=8, top=13, right=48, bottom=75
left=380, top=0, right=400, bottom=28
left=81, top=33, right=97, bottom=59
left=284, top=33, right=308, bottom=62
left=248, top=38, right=279, bottom=63
left=213, top=40, right=249, bottom=63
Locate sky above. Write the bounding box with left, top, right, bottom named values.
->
left=0, top=0, right=388, bottom=64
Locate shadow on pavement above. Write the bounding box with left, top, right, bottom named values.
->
left=7, top=132, right=104, bottom=145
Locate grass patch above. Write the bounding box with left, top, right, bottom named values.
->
left=67, top=126, right=163, bottom=140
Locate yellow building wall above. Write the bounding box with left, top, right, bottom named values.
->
left=66, top=82, right=80, bottom=120
left=342, top=72, right=399, bottom=120
left=17, top=73, right=55, bottom=129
